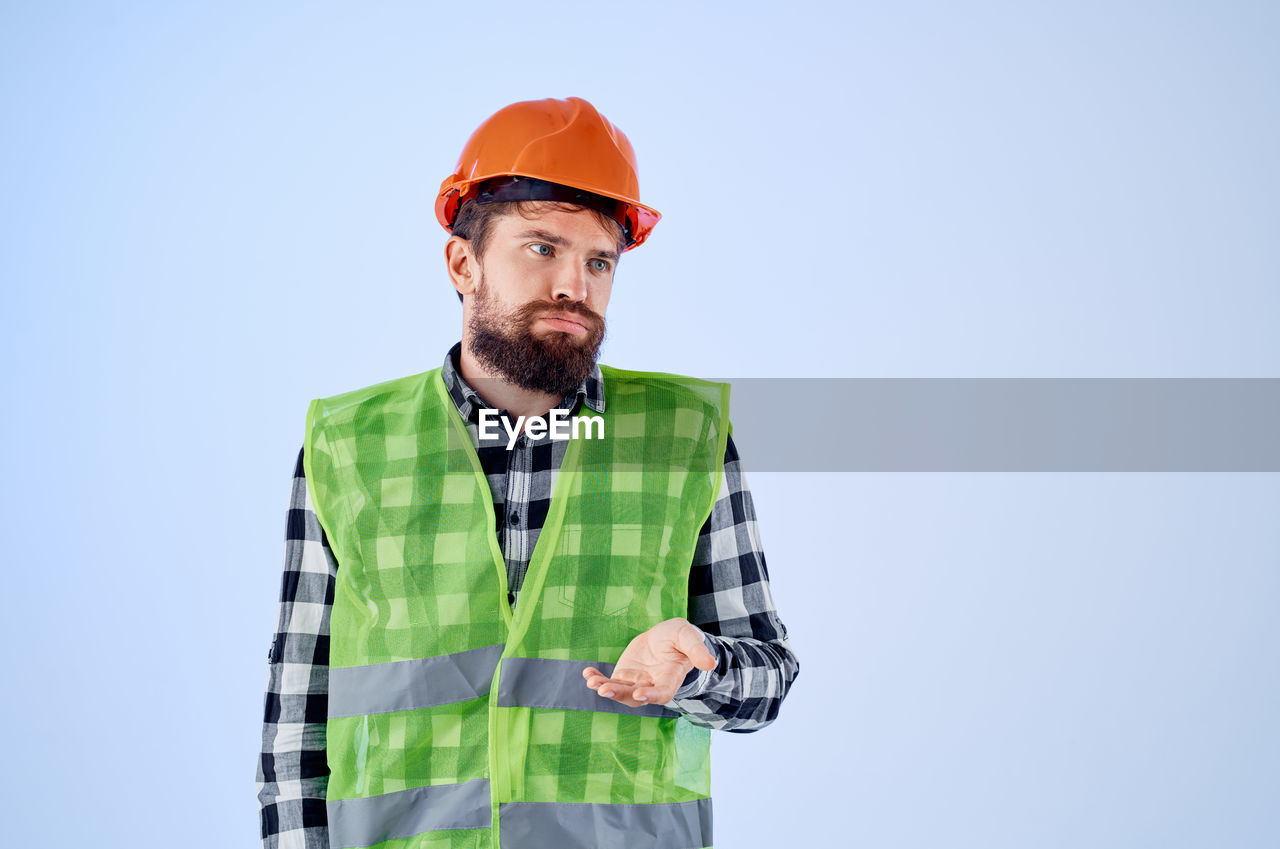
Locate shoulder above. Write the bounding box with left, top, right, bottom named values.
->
left=598, top=366, right=730, bottom=463
left=307, top=367, right=442, bottom=427
left=598, top=364, right=729, bottom=411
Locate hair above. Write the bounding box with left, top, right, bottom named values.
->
left=450, top=200, right=627, bottom=303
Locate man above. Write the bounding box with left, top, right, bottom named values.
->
left=257, top=96, right=798, bottom=849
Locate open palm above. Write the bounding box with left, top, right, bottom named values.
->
left=581, top=617, right=717, bottom=708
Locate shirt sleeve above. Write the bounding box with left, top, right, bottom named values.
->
left=257, top=447, right=335, bottom=849
left=668, top=432, right=801, bottom=732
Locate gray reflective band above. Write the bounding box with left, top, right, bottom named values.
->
left=497, top=657, right=680, bottom=718
left=329, top=644, right=504, bottom=718
left=327, top=778, right=491, bottom=849
left=499, top=798, right=713, bottom=849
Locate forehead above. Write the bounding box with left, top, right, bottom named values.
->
left=490, top=203, right=620, bottom=252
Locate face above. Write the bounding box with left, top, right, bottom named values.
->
left=457, top=204, right=619, bottom=398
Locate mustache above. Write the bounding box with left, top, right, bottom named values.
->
left=515, top=300, right=605, bottom=333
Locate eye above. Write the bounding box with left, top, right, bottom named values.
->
left=589, top=258, right=611, bottom=273
left=530, top=243, right=552, bottom=257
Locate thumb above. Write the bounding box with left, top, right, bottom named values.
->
left=677, top=623, right=717, bottom=671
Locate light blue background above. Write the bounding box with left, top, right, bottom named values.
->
left=2, top=2, right=1277, bottom=847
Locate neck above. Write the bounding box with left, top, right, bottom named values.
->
left=457, top=337, right=566, bottom=420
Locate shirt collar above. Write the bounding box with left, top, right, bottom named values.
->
left=441, top=341, right=606, bottom=423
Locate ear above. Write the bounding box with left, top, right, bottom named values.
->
left=445, top=235, right=479, bottom=298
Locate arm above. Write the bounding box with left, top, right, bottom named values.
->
left=584, top=434, right=800, bottom=731
left=668, top=432, right=799, bottom=731
left=256, top=447, right=335, bottom=849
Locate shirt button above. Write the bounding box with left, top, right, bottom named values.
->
left=509, top=512, right=520, bottom=526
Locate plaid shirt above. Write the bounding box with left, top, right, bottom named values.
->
left=256, top=343, right=799, bottom=849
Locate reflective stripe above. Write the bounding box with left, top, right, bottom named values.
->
left=497, top=657, right=681, bottom=718
left=327, top=778, right=492, bottom=849
left=499, top=798, right=713, bottom=849
left=329, top=644, right=504, bottom=718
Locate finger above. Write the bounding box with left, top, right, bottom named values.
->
left=593, top=669, right=652, bottom=699
left=599, top=668, right=669, bottom=705
left=607, top=667, right=643, bottom=688
left=632, top=666, right=684, bottom=704
left=582, top=667, right=608, bottom=690
left=595, top=671, right=642, bottom=693
left=631, top=683, right=675, bottom=704
left=677, top=624, right=717, bottom=671
left=583, top=667, right=630, bottom=691
left=595, top=679, right=635, bottom=700
left=599, top=684, right=651, bottom=708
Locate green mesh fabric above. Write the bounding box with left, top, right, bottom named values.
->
left=306, top=370, right=511, bottom=668
left=497, top=708, right=711, bottom=805
left=305, top=364, right=728, bottom=845
left=356, top=830, right=492, bottom=849
left=327, top=700, right=492, bottom=799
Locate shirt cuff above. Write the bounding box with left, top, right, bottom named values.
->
left=672, top=631, right=722, bottom=700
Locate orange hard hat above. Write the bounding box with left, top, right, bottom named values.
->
left=435, top=96, right=661, bottom=250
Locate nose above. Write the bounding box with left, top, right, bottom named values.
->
left=551, top=261, right=590, bottom=303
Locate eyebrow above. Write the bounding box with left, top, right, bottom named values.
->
left=515, top=229, right=619, bottom=264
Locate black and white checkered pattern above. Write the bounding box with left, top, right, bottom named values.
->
left=256, top=344, right=800, bottom=849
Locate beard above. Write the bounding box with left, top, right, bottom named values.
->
left=467, top=275, right=606, bottom=400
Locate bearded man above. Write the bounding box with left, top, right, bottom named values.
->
left=257, top=97, right=799, bottom=849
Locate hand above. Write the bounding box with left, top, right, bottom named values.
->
left=582, top=618, right=717, bottom=708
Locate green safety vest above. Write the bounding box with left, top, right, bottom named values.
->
left=304, top=364, right=730, bottom=849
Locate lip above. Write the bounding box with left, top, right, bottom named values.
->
left=539, top=314, right=590, bottom=336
